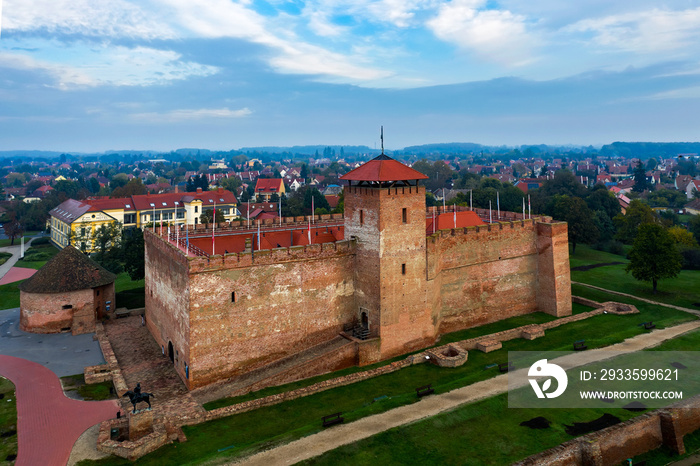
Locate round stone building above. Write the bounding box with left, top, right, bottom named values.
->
left=19, top=245, right=116, bottom=335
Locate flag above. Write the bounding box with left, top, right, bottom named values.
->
left=528, top=194, right=531, bottom=219
left=453, top=204, right=457, bottom=229
left=432, top=210, right=436, bottom=234
left=442, top=188, right=445, bottom=212
left=522, top=197, right=525, bottom=219
left=489, top=200, right=492, bottom=223
left=279, top=198, right=282, bottom=226
left=470, top=189, right=473, bottom=211
left=257, top=221, right=261, bottom=251
left=308, top=218, right=311, bottom=244
left=186, top=224, right=189, bottom=256
left=247, top=202, right=250, bottom=228
left=152, top=206, right=156, bottom=232
left=312, top=195, right=315, bottom=223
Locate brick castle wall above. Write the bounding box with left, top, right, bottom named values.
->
left=20, top=286, right=109, bottom=335
left=426, top=219, right=571, bottom=335
left=186, top=244, right=356, bottom=388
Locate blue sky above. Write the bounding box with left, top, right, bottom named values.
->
left=1, top=0, right=700, bottom=152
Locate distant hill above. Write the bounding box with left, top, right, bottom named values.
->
left=400, top=143, right=488, bottom=155
left=238, top=145, right=376, bottom=155
left=600, top=142, right=700, bottom=159
left=0, top=150, right=67, bottom=159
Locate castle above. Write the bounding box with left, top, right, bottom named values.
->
left=144, top=155, right=571, bottom=389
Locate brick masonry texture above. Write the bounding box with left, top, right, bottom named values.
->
left=144, top=180, right=573, bottom=389
left=20, top=282, right=114, bottom=335
left=515, top=395, right=700, bottom=466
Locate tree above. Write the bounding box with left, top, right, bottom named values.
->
left=111, top=178, right=148, bottom=198
left=551, top=195, right=599, bottom=254
left=3, top=217, right=24, bottom=246
left=613, top=199, right=658, bottom=243
left=690, top=215, right=700, bottom=244
left=626, top=224, right=682, bottom=293
left=200, top=208, right=225, bottom=226
left=668, top=226, right=698, bottom=248
left=632, top=161, right=649, bottom=193
left=121, top=228, right=145, bottom=281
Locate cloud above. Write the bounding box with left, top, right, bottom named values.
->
left=566, top=7, right=700, bottom=54
left=426, top=0, right=536, bottom=66
left=2, top=0, right=174, bottom=39
left=0, top=45, right=218, bottom=88
left=130, top=107, right=252, bottom=122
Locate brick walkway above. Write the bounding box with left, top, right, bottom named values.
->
left=0, top=355, right=118, bottom=466
left=0, top=267, right=36, bottom=286
left=102, top=317, right=204, bottom=422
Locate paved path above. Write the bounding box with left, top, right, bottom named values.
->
left=237, top=321, right=700, bottom=466
left=0, top=355, right=119, bottom=466
left=572, top=281, right=700, bottom=316
left=0, top=267, right=36, bottom=286
left=0, top=237, right=33, bottom=283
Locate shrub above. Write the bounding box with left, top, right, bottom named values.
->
left=679, top=247, right=700, bottom=270
left=31, top=237, right=50, bottom=245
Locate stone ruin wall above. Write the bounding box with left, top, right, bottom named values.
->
left=185, top=240, right=357, bottom=389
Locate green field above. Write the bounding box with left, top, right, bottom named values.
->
left=0, top=377, right=18, bottom=464
left=83, top=284, right=697, bottom=465
left=304, top=327, right=700, bottom=466
left=570, top=244, right=700, bottom=310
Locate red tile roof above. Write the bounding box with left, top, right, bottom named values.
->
left=425, top=211, right=486, bottom=235
left=254, top=178, right=284, bottom=193
left=340, top=154, right=428, bottom=182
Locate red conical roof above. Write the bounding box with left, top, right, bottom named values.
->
left=340, top=154, right=428, bottom=182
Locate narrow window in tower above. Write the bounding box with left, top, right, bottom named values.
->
left=402, top=208, right=407, bottom=223
left=360, top=210, right=364, bottom=225
left=231, top=292, right=237, bottom=303
left=402, top=263, right=406, bottom=275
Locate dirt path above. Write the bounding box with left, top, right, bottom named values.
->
left=234, top=321, right=700, bottom=466
left=572, top=281, right=700, bottom=316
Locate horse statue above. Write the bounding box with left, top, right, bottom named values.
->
left=122, top=383, right=155, bottom=413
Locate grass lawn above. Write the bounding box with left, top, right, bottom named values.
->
left=304, top=327, right=700, bottom=466
left=114, top=273, right=144, bottom=309
left=0, top=252, right=12, bottom=266
left=14, top=242, right=60, bottom=270
left=570, top=244, right=700, bottom=310
left=61, top=374, right=116, bottom=401
left=0, top=377, right=18, bottom=464
left=83, top=287, right=697, bottom=466
left=0, top=232, right=40, bottom=248
left=0, top=281, right=23, bottom=309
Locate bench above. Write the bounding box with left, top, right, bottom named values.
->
left=643, top=321, right=656, bottom=330
left=416, top=384, right=435, bottom=397
left=115, top=308, right=131, bottom=318
left=322, top=412, right=344, bottom=427
left=573, top=340, right=587, bottom=351
left=498, top=362, right=514, bottom=373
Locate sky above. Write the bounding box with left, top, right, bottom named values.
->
left=2, top=0, right=700, bottom=152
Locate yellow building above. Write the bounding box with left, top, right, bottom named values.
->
left=49, top=188, right=239, bottom=250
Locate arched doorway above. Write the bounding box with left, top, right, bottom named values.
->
left=361, top=311, right=369, bottom=330
left=168, top=341, right=174, bottom=363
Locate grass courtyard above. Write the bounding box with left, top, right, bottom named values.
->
left=0, top=377, right=18, bottom=464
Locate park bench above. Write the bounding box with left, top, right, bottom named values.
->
left=643, top=321, right=655, bottom=330
left=416, top=384, right=435, bottom=397
left=115, top=308, right=131, bottom=318
left=573, top=340, right=587, bottom=351
left=499, top=362, right=514, bottom=373
left=322, top=412, right=344, bottom=427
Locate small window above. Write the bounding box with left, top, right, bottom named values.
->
left=401, top=264, right=406, bottom=275
left=402, top=208, right=407, bottom=223
left=62, top=304, right=73, bottom=309
left=232, top=292, right=237, bottom=303
left=360, top=209, right=364, bottom=225
left=195, top=206, right=198, bottom=213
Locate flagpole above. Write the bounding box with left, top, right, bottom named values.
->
left=247, top=202, right=250, bottom=228
left=442, top=188, right=445, bottom=213
left=257, top=221, right=261, bottom=251
left=470, top=189, right=472, bottom=211
left=175, top=203, right=178, bottom=245
left=528, top=194, right=531, bottom=219
left=312, top=195, right=315, bottom=224
left=308, top=217, right=311, bottom=244
left=497, top=191, right=500, bottom=219
left=432, top=209, right=436, bottom=234
left=453, top=203, right=456, bottom=229
left=153, top=205, right=155, bottom=232
left=522, top=197, right=525, bottom=219
left=279, top=198, right=282, bottom=226
left=212, top=200, right=216, bottom=256
left=489, top=200, right=492, bottom=223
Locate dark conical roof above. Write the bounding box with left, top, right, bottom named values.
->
left=19, top=245, right=116, bottom=293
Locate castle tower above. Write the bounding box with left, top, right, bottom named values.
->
left=340, top=155, right=436, bottom=361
